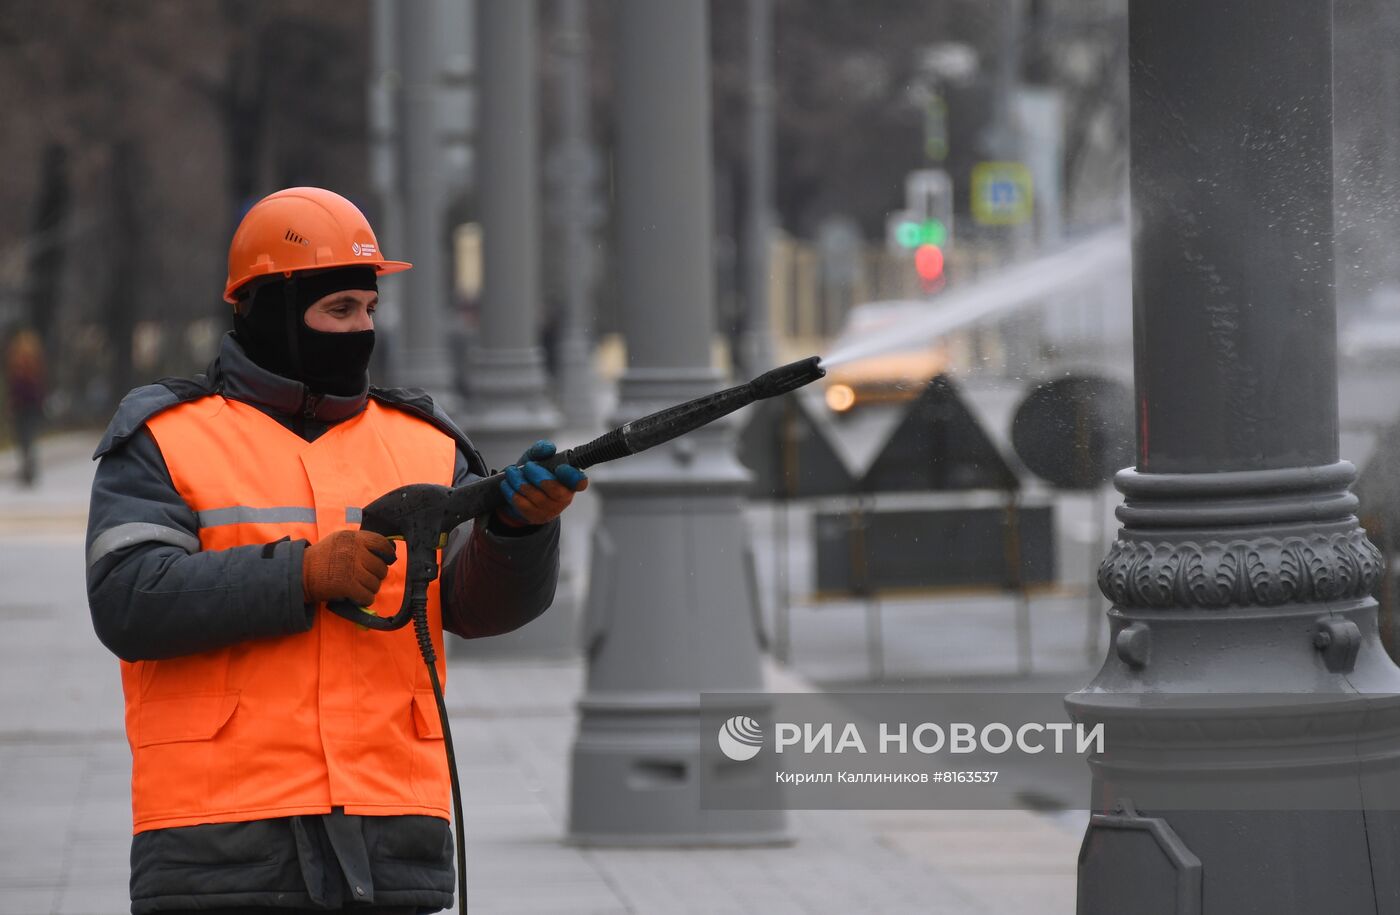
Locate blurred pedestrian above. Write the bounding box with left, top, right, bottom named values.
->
left=85, top=187, right=588, bottom=914
left=4, top=326, right=45, bottom=486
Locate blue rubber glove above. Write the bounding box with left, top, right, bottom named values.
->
left=497, top=440, right=589, bottom=527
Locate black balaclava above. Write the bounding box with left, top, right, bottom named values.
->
left=234, top=267, right=378, bottom=397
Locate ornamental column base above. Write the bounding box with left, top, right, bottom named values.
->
left=1068, top=462, right=1400, bottom=915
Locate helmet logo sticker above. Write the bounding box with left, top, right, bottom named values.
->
left=351, top=242, right=377, bottom=257
left=284, top=229, right=310, bottom=246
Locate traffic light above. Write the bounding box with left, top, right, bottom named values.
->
left=888, top=170, right=953, bottom=294
left=895, top=218, right=947, bottom=285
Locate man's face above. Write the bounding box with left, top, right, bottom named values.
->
left=304, top=289, right=377, bottom=333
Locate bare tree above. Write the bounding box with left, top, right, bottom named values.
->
left=0, top=1, right=371, bottom=416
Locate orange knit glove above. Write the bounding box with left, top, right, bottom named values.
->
left=302, top=530, right=397, bottom=606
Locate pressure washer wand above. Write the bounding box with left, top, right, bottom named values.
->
left=441, top=354, right=826, bottom=528
left=328, top=355, right=826, bottom=632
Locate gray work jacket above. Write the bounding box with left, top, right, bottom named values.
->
left=87, top=333, right=560, bottom=912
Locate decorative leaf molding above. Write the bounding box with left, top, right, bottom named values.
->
left=1099, top=529, right=1383, bottom=609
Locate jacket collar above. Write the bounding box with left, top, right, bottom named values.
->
left=212, top=333, right=368, bottom=424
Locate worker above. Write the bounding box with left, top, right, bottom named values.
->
left=86, top=187, right=586, bottom=914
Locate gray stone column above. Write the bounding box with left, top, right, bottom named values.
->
left=552, top=0, right=603, bottom=430
left=566, top=0, right=787, bottom=845
left=738, top=0, right=777, bottom=377
left=1069, top=3, right=1400, bottom=913
left=368, top=0, right=405, bottom=382
left=436, top=0, right=473, bottom=195
left=466, top=0, right=560, bottom=468
left=456, top=0, right=569, bottom=659
left=393, top=0, right=456, bottom=400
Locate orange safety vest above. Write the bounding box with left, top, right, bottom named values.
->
left=126, top=396, right=457, bottom=833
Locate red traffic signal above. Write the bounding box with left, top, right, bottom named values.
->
left=914, top=243, right=945, bottom=283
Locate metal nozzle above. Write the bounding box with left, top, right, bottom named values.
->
left=749, top=356, right=826, bottom=400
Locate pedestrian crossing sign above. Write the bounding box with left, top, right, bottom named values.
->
left=971, top=161, right=1033, bottom=226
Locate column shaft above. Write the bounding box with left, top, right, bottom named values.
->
left=1129, top=0, right=1338, bottom=473
left=394, top=0, right=454, bottom=396
left=739, top=0, right=777, bottom=376
left=553, top=0, right=602, bottom=430
left=459, top=0, right=566, bottom=659
left=614, top=1, right=714, bottom=371
left=469, top=0, right=560, bottom=469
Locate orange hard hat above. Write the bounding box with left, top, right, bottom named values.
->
left=223, top=187, right=411, bottom=304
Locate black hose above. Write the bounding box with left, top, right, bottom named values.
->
left=334, top=355, right=829, bottom=912
left=411, top=586, right=468, bottom=915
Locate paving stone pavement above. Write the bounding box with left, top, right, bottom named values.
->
left=0, top=432, right=1082, bottom=914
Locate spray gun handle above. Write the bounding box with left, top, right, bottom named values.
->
left=326, top=570, right=419, bottom=631
left=325, top=483, right=453, bottom=631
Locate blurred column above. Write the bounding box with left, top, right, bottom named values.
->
left=993, top=0, right=1033, bottom=262
left=394, top=0, right=456, bottom=401
left=552, top=0, right=602, bottom=430
left=1334, top=0, right=1400, bottom=314
left=436, top=0, right=474, bottom=195
left=457, top=0, right=569, bottom=659
left=438, top=0, right=476, bottom=398
left=739, top=0, right=777, bottom=377
left=567, top=0, right=787, bottom=845
left=466, top=0, right=560, bottom=467
left=368, top=0, right=405, bottom=382
left=981, top=0, right=1025, bottom=170
left=1069, top=3, right=1400, bottom=913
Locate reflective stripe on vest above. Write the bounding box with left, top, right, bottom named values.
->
left=128, top=396, right=457, bottom=833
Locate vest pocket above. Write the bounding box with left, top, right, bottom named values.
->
left=136, top=692, right=240, bottom=747
left=411, top=690, right=443, bottom=739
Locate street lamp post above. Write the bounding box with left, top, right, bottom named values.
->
left=459, top=0, right=568, bottom=658
left=552, top=0, right=603, bottom=431
left=566, top=0, right=787, bottom=845
left=367, top=0, right=403, bottom=385
left=1069, top=3, right=1400, bottom=912
left=393, top=0, right=456, bottom=401
left=739, top=0, right=777, bottom=378
left=468, top=0, right=560, bottom=469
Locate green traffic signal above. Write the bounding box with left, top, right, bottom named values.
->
left=896, top=219, right=947, bottom=249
